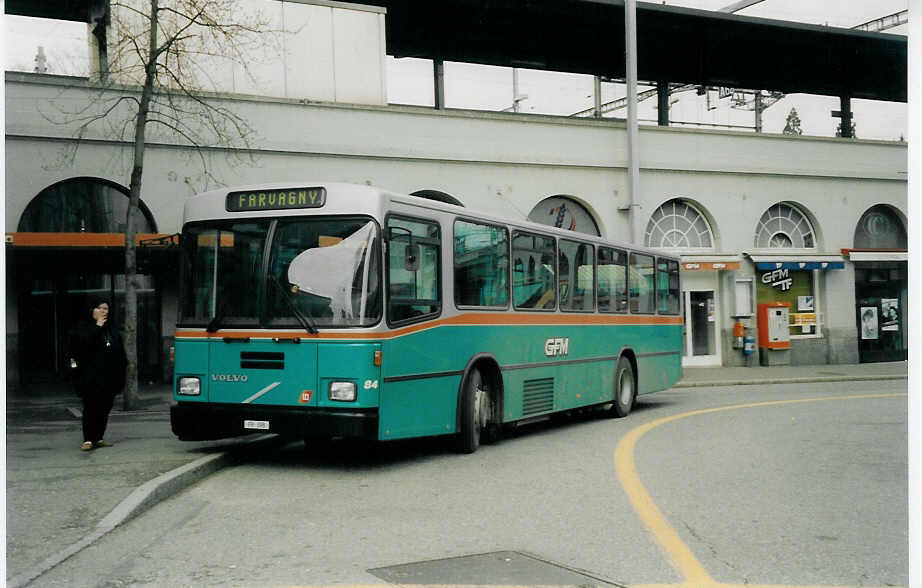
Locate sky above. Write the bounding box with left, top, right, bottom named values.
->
left=2, top=0, right=910, bottom=140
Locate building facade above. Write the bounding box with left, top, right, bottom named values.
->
left=4, top=1, right=907, bottom=389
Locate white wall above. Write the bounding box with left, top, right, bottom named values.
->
left=103, top=0, right=386, bottom=105
left=6, top=74, right=906, bottom=247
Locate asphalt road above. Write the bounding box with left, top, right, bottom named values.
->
left=32, top=379, right=908, bottom=588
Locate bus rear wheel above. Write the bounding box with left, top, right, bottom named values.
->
left=608, top=356, right=635, bottom=418
left=457, top=368, right=490, bottom=454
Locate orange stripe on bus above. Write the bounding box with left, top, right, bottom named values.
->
left=175, top=313, right=683, bottom=340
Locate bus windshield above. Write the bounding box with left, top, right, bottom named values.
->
left=180, top=218, right=381, bottom=328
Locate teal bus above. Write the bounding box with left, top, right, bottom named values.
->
left=170, top=182, right=683, bottom=452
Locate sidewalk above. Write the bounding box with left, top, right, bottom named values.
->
left=5, top=384, right=281, bottom=587
left=4, top=362, right=908, bottom=586
left=675, top=360, right=908, bottom=387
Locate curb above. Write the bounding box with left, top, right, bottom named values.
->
left=673, top=374, right=908, bottom=388
left=7, top=433, right=287, bottom=588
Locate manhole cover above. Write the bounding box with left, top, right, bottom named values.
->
left=368, top=551, right=621, bottom=586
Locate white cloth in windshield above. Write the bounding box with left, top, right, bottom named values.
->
left=287, top=221, right=375, bottom=321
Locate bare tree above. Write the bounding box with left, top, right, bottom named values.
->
left=47, top=0, right=280, bottom=409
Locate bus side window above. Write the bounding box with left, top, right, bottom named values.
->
left=560, top=239, right=594, bottom=312
left=629, top=252, right=655, bottom=314
left=598, top=247, right=627, bottom=313
left=513, top=232, right=556, bottom=310
left=657, top=258, right=681, bottom=315
left=454, top=220, right=509, bottom=308
left=387, top=216, right=441, bottom=324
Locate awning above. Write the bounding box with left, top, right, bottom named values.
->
left=5, top=232, right=178, bottom=248
left=680, top=255, right=741, bottom=271
left=841, top=249, right=907, bottom=262
left=747, top=254, right=845, bottom=270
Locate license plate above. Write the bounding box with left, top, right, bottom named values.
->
left=244, top=420, right=270, bottom=430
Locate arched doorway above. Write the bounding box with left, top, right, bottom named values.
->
left=13, top=178, right=163, bottom=385
left=851, top=205, right=907, bottom=363
left=645, top=198, right=724, bottom=366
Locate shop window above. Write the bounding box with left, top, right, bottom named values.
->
left=19, top=177, right=156, bottom=233
left=754, top=203, right=814, bottom=249
left=854, top=263, right=907, bottom=363
left=645, top=199, right=713, bottom=248
left=854, top=205, right=906, bottom=249
left=756, top=268, right=819, bottom=336
left=528, top=196, right=601, bottom=236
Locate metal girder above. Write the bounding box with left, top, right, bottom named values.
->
left=853, top=10, right=908, bottom=33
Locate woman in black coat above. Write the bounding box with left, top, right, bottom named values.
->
left=70, top=297, right=128, bottom=451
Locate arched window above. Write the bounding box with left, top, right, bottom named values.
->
left=645, top=199, right=713, bottom=248
left=410, top=189, right=464, bottom=207
left=754, top=203, right=814, bottom=248
left=527, top=196, right=600, bottom=236
left=18, top=178, right=156, bottom=233
left=854, top=205, right=906, bottom=249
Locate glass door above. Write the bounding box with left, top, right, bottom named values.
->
left=683, top=289, right=721, bottom=366
left=18, top=255, right=162, bottom=384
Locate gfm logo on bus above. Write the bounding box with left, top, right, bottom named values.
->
left=212, top=374, right=249, bottom=382
left=545, top=337, right=570, bottom=357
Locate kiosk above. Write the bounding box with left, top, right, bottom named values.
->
left=757, top=302, right=791, bottom=366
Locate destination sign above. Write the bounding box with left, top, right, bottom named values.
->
left=226, top=187, right=326, bottom=212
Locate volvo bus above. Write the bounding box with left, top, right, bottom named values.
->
left=170, top=182, right=683, bottom=452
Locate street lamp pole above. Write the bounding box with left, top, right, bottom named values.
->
left=625, top=0, right=640, bottom=245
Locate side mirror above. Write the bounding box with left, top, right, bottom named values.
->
left=388, top=226, right=419, bottom=272
left=404, top=243, right=420, bottom=272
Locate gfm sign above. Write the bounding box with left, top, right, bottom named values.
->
left=545, top=337, right=570, bottom=357
left=761, top=269, right=793, bottom=292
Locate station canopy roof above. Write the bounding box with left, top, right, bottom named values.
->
left=6, top=0, right=906, bottom=103
left=352, top=0, right=907, bottom=103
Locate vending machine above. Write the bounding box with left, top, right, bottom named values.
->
left=757, top=302, right=791, bottom=365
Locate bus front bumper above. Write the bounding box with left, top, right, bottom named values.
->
left=170, top=402, right=378, bottom=441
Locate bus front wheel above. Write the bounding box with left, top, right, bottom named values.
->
left=608, top=356, right=635, bottom=418
left=458, top=368, right=489, bottom=453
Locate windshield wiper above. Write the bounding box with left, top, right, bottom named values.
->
left=271, top=278, right=318, bottom=334
left=206, top=299, right=228, bottom=333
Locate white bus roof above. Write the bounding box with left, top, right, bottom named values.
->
left=183, top=181, right=677, bottom=260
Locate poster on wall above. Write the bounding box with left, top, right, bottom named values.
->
left=798, top=295, right=814, bottom=311
left=880, top=299, right=899, bottom=331
left=860, top=306, right=879, bottom=340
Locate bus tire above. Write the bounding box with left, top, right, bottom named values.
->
left=457, top=368, right=488, bottom=454
left=609, top=355, right=635, bottom=418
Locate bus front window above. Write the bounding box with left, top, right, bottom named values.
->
left=179, top=218, right=380, bottom=329
left=180, top=222, right=269, bottom=326
left=267, top=219, right=381, bottom=328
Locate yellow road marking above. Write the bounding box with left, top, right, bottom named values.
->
left=632, top=584, right=902, bottom=588
left=614, top=393, right=906, bottom=587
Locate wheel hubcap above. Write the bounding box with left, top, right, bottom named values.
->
left=474, top=385, right=488, bottom=429
left=620, top=371, right=633, bottom=406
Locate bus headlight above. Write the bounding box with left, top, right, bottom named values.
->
left=329, top=381, right=356, bottom=402
left=178, top=376, right=201, bottom=396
